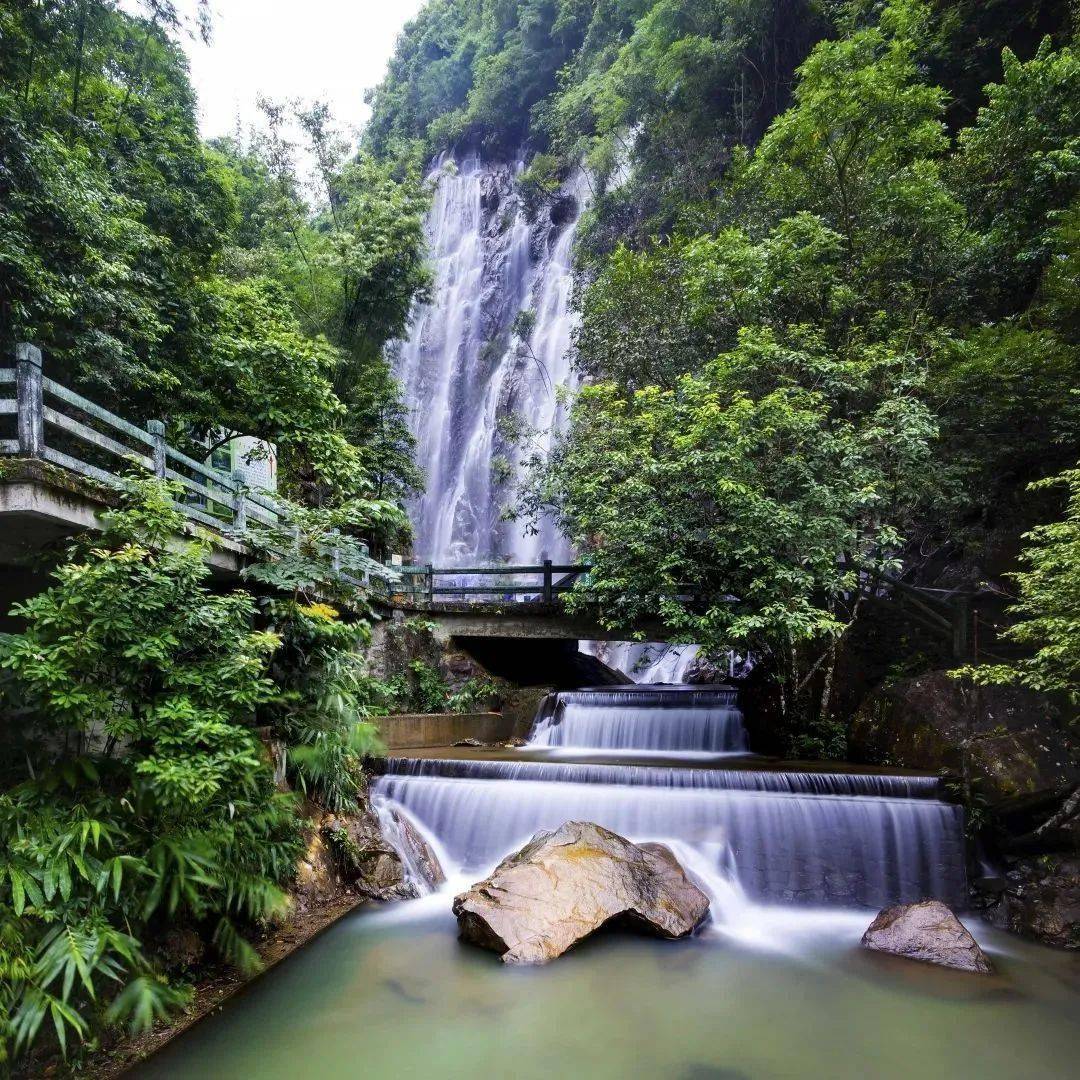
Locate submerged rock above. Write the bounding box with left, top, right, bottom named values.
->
left=453, top=820, right=710, bottom=964
left=861, top=900, right=993, bottom=973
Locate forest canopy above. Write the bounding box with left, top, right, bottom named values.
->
left=0, top=0, right=430, bottom=525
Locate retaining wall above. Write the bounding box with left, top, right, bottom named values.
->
left=377, top=712, right=517, bottom=749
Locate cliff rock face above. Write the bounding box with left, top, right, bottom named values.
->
left=453, top=820, right=710, bottom=964
left=850, top=671, right=1078, bottom=803
left=985, top=856, right=1080, bottom=950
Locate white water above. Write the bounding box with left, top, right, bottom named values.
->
left=381, top=756, right=947, bottom=798
left=395, top=155, right=587, bottom=566
left=529, top=686, right=749, bottom=753
left=371, top=686, right=967, bottom=916
left=374, top=772, right=965, bottom=909
left=582, top=640, right=702, bottom=682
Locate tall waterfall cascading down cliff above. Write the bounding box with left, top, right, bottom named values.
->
left=395, top=155, right=586, bottom=567
left=395, top=154, right=695, bottom=679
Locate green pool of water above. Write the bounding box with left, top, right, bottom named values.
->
left=135, top=895, right=1080, bottom=1080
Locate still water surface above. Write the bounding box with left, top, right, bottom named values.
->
left=137, top=891, right=1080, bottom=1080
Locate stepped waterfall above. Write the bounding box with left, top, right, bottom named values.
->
left=372, top=688, right=967, bottom=914
left=386, top=154, right=968, bottom=920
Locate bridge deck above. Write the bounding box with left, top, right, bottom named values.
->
left=382, top=596, right=669, bottom=641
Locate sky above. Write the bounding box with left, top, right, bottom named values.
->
left=159, top=0, right=427, bottom=142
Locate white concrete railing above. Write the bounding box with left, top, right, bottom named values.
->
left=0, top=343, right=398, bottom=591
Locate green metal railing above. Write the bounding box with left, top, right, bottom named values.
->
left=395, top=562, right=590, bottom=602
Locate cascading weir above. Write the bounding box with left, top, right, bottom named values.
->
left=529, top=686, right=750, bottom=753
left=372, top=686, right=968, bottom=911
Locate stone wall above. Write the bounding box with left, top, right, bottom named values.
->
left=378, top=712, right=517, bottom=749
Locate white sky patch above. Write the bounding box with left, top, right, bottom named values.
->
left=122, top=0, right=425, bottom=145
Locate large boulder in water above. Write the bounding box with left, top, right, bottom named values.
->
left=861, top=900, right=993, bottom=973
left=452, top=821, right=710, bottom=964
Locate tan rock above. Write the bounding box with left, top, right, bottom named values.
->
left=862, top=900, right=993, bottom=973
left=453, top=821, right=710, bottom=964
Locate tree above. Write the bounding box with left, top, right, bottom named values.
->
left=536, top=330, right=938, bottom=726
left=953, top=37, right=1080, bottom=316
left=969, top=466, right=1080, bottom=700
left=239, top=497, right=405, bottom=812
left=1, top=3, right=429, bottom=516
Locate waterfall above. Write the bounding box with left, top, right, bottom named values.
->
left=380, top=756, right=947, bottom=799
left=372, top=774, right=965, bottom=909
left=582, top=641, right=702, bottom=683
left=371, top=686, right=968, bottom=911
left=395, top=155, right=587, bottom=566
left=528, top=686, right=750, bottom=754
left=386, top=161, right=967, bottom=916
left=394, top=154, right=703, bottom=683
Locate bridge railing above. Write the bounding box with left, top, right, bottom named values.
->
left=396, top=561, right=590, bottom=603
left=0, top=344, right=397, bottom=590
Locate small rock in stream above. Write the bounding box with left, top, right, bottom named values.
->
left=861, top=900, right=994, bottom=973
left=453, top=820, right=710, bottom=964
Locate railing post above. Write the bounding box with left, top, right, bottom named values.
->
left=543, top=558, right=553, bottom=603
left=952, top=594, right=971, bottom=661
left=330, top=529, right=342, bottom=576
left=15, top=343, right=43, bottom=457
left=231, top=467, right=248, bottom=531
left=147, top=420, right=166, bottom=478
left=427, top=564, right=434, bottom=602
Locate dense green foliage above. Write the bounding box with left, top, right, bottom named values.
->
left=1, top=0, right=429, bottom=519
left=971, top=468, right=1080, bottom=700
left=0, top=476, right=407, bottom=1065
left=367, top=0, right=831, bottom=249
left=0, top=479, right=301, bottom=1063
left=418, top=0, right=1080, bottom=737
left=239, top=498, right=404, bottom=811
left=0, top=4, right=432, bottom=1064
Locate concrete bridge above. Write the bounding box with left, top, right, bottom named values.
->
left=0, top=344, right=669, bottom=650
left=380, top=595, right=666, bottom=643
left=0, top=346, right=393, bottom=600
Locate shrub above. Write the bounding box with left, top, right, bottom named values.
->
left=0, top=478, right=301, bottom=1062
